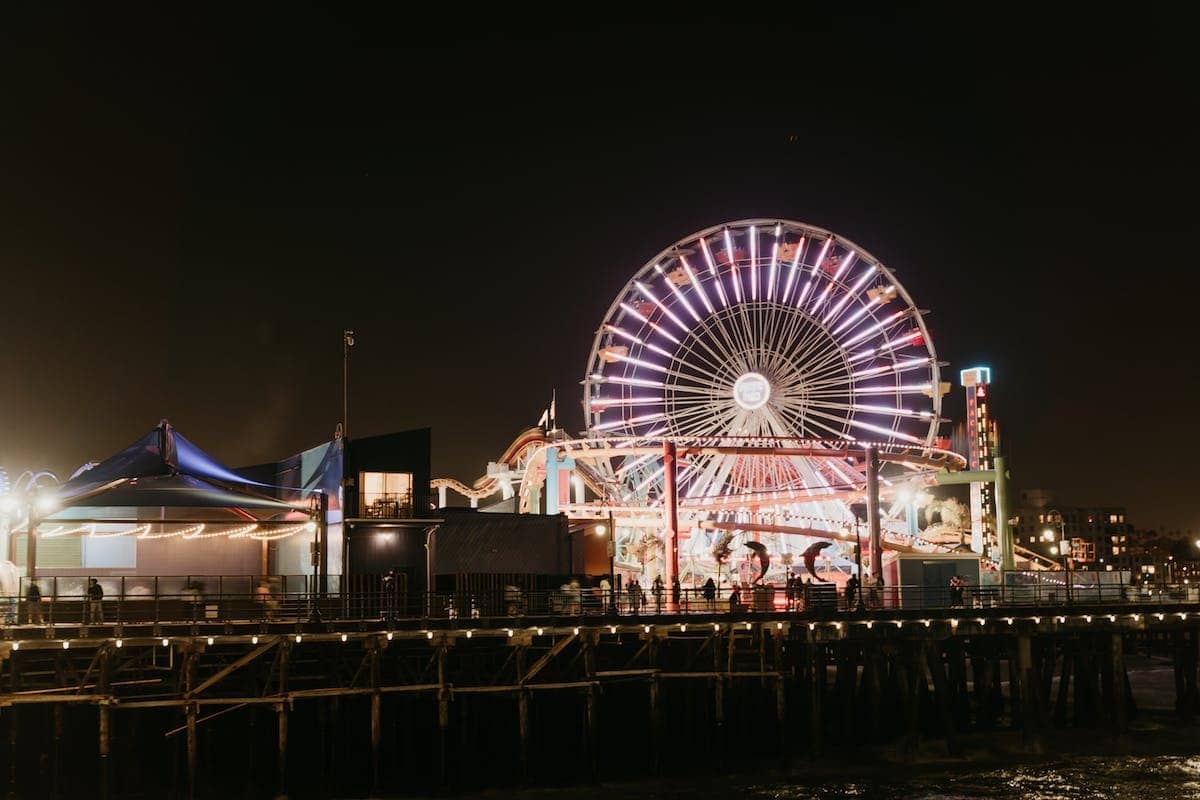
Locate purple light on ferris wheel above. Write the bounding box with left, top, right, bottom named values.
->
left=635, top=281, right=689, bottom=335
left=842, top=309, right=909, bottom=347
left=599, top=375, right=665, bottom=389
left=655, top=263, right=702, bottom=324
left=604, top=324, right=674, bottom=359
left=723, top=228, right=742, bottom=303
left=767, top=240, right=780, bottom=301
left=620, top=302, right=681, bottom=345
left=593, top=412, right=666, bottom=432
left=844, top=417, right=924, bottom=444
left=811, top=250, right=856, bottom=314
left=698, top=236, right=728, bottom=308
left=749, top=225, right=758, bottom=300
left=781, top=235, right=806, bottom=304
left=823, top=265, right=877, bottom=323
left=851, top=357, right=931, bottom=380
left=804, top=237, right=834, bottom=310
left=679, top=255, right=714, bottom=314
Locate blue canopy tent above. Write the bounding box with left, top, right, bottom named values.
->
left=23, top=421, right=314, bottom=579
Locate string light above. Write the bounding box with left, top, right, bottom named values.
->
left=386, top=632, right=394, bottom=641
left=340, top=633, right=348, bottom=642
left=140, top=523, right=200, bottom=540
left=466, top=630, right=473, bottom=639
left=62, top=640, right=69, bottom=649
left=207, top=636, right=214, bottom=645
left=115, top=638, right=123, bottom=648
left=252, top=636, right=259, bottom=645
left=644, top=625, right=651, bottom=634
left=42, top=524, right=94, bottom=539
left=93, top=523, right=151, bottom=539
left=225, top=524, right=264, bottom=539
left=185, top=524, right=234, bottom=540
left=162, top=638, right=170, bottom=647
left=295, top=635, right=302, bottom=644
left=247, top=521, right=317, bottom=541
left=427, top=631, right=434, bottom=640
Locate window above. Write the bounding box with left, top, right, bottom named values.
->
left=359, top=472, right=414, bottom=518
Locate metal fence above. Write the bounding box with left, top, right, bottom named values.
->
left=2, top=574, right=1197, bottom=629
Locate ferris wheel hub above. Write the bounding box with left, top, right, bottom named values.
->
left=733, top=371, right=771, bottom=411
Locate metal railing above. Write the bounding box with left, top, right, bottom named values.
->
left=2, top=576, right=1197, bottom=630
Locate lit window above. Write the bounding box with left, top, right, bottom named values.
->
left=359, top=472, right=414, bottom=518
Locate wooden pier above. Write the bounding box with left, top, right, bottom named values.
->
left=1, top=604, right=1199, bottom=798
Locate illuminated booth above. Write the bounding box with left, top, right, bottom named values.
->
left=15, top=421, right=316, bottom=597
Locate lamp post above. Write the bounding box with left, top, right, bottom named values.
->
left=342, top=330, right=355, bottom=440
left=1044, top=508, right=1070, bottom=603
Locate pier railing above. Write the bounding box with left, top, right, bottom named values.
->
left=3, top=575, right=1197, bottom=630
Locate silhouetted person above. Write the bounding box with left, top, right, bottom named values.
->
left=703, top=577, right=717, bottom=610
left=26, top=582, right=43, bottom=625
left=728, top=587, right=742, bottom=614
left=86, top=578, right=104, bottom=624
left=671, top=576, right=681, bottom=609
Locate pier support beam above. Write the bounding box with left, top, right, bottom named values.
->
left=1111, top=633, right=1128, bottom=735
left=369, top=643, right=382, bottom=794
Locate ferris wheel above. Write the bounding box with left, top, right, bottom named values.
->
left=583, top=219, right=944, bottom=507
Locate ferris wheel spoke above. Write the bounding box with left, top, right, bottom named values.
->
left=698, top=236, right=730, bottom=309
left=822, top=265, right=879, bottom=328
left=809, top=250, right=856, bottom=316
left=678, top=255, right=715, bottom=315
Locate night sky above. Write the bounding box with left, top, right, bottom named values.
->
left=1, top=8, right=1195, bottom=531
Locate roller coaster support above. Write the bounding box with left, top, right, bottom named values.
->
left=866, top=445, right=882, bottom=582
left=662, top=440, right=679, bottom=592
left=935, top=456, right=1013, bottom=570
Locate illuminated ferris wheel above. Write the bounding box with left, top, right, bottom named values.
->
left=583, top=219, right=944, bottom=506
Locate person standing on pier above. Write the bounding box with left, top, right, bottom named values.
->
left=652, top=575, right=664, bottom=613
left=86, top=578, right=104, bottom=624
left=703, top=577, right=716, bottom=611
left=671, top=576, right=681, bottom=610
left=26, top=581, right=43, bottom=625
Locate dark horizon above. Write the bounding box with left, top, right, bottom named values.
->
left=1, top=8, right=1195, bottom=532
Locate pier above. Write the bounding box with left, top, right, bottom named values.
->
left=2, top=584, right=1198, bottom=798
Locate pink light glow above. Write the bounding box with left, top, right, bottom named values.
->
left=657, top=263, right=702, bottom=323
left=749, top=225, right=758, bottom=300
left=679, top=255, right=715, bottom=314
left=724, top=228, right=743, bottom=303
left=781, top=235, right=805, bottom=303
left=823, top=264, right=877, bottom=323
left=842, top=309, right=909, bottom=347
left=604, top=323, right=674, bottom=359
left=593, top=412, right=667, bottom=431
left=699, top=237, right=729, bottom=308
left=636, top=281, right=690, bottom=335
left=767, top=240, right=779, bottom=301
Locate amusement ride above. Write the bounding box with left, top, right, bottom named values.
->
left=438, top=219, right=975, bottom=589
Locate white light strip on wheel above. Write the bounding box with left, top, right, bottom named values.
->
left=603, top=351, right=671, bottom=376
left=699, top=237, right=728, bottom=308
left=781, top=235, right=805, bottom=303
left=767, top=239, right=779, bottom=301
left=679, top=255, right=714, bottom=314
left=851, top=403, right=933, bottom=419
left=655, top=263, right=702, bottom=324
left=796, top=279, right=815, bottom=307
left=635, top=282, right=690, bottom=335
left=724, top=228, right=743, bottom=303
left=604, top=324, right=674, bottom=359
left=749, top=225, right=758, bottom=300
left=810, top=250, right=856, bottom=314
left=593, top=374, right=666, bottom=389
left=619, top=302, right=682, bottom=345
left=823, top=265, right=877, bottom=323
left=593, top=412, right=667, bottom=432
left=589, top=396, right=664, bottom=408
left=849, top=383, right=934, bottom=396
left=852, top=357, right=931, bottom=379
left=803, top=237, right=834, bottom=311
left=843, top=417, right=925, bottom=444
left=842, top=309, right=910, bottom=347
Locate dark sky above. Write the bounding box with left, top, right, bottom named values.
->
left=1, top=8, right=1195, bottom=531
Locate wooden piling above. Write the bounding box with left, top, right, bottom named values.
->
left=1111, top=633, right=1128, bottom=735
left=925, top=640, right=962, bottom=756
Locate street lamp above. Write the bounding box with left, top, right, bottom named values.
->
left=1045, top=509, right=1070, bottom=602
left=342, top=330, right=355, bottom=440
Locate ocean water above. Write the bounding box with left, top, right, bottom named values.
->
left=445, top=755, right=1200, bottom=799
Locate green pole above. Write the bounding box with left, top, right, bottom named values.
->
left=993, top=456, right=1013, bottom=571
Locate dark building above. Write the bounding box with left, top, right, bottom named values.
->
left=1010, top=489, right=1134, bottom=572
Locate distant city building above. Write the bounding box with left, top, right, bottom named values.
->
left=1010, top=488, right=1134, bottom=572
